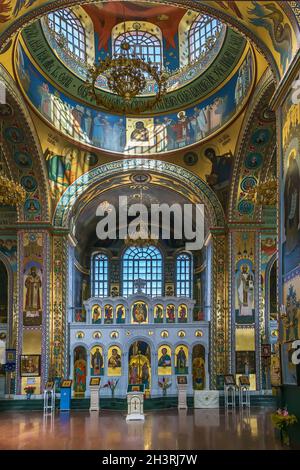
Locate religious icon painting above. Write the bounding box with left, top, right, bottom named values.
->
left=128, top=341, right=151, bottom=390
left=107, top=345, right=122, bottom=377
left=75, top=309, right=86, bottom=322
left=154, top=304, right=164, bottom=323
left=175, top=345, right=188, bottom=375
left=116, top=304, right=126, bottom=324
left=104, top=304, right=113, bottom=324
left=131, top=301, right=148, bottom=324
left=166, top=304, right=175, bottom=323
left=14, top=151, right=32, bottom=169
left=90, top=345, right=104, bottom=376
left=192, top=344, right=205, bottom=390
left=178, top=304, right=188, bottom=323
left=158, top=345, right=172, bottom=376
left=20, top=355, right=40, bottom=377
left=73, top=346, right=87, bottom=395
left=23, top=264, right=42, bottom=326
left=92, top=304, right=101, bottom=324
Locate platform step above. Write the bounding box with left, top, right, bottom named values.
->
left=0, top=394, right=277, bottom=411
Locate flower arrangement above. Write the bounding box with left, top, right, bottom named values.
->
left=271, top=408, right=297, bottom=446
left=24, top=386, right=36, bottom=399
left=158, top=377, right=172, bottom=396
left=103, top=379, right=119, bottom=398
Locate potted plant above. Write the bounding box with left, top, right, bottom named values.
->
left=271, top=408, right=297, bottom=446
left=103, top=379, right=119, bottom=399
left=24, top=385, right=36, bottom=400
left=158, top=377, right=172, bottom=397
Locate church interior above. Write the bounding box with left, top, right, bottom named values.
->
left=0, top=0, right=300, bottom=452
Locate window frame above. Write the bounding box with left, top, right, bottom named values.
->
left=48, top=8, right=87, bottom=61
left=176, top=252, right=193, bottom=298
left=114, top=29, right=162, bottom=68
left=188, top=14, right=221, bottom=63
left=122, top=245, right=163, bottom=297
left=91, top=252, right=109, bottom=298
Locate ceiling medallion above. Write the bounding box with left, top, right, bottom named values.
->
left=86, top=39, right=169, bottom=114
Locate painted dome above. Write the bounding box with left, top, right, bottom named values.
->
left=16, top=1, right=254, bottom=155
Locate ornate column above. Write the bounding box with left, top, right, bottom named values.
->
left=16, top=229, right=50, bottom=394
left=49, top=232, right=69, bottom=381
left=210, top=230, right=229, bottom=389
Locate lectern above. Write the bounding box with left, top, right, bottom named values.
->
left=126, top=384, right=145, bottom=421
left=177, top=376, right=188, bottom=409
left=89, top=377, right=101, bottom=412
left=60, top=379, right=72, bottom=411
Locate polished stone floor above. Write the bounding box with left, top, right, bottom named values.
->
left=0, top=408, right=282, bottom=450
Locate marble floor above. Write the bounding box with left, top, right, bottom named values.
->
left=0, top=408, right=282, bottom=450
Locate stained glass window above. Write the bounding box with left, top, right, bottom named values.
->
left=189, top=14, right=221, bottom=62
left=123, top=246, right=163, bottom=297
left=92, top=253, right=109, bottom=297
left=48, top=9, right=86, bottom=61
left=176, top=253, right=192, bottom=297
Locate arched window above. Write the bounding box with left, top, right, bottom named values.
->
left=92, top=254, right=109, bottom=297
left=176, top=253, right=192, bottom=298
left=123, top=246, right=162, bottom=297
left=48, top=9, right=86, bottom=61
left=189, top=14, right=221, bottom=62
left=114, top=30, right=162, bottom=67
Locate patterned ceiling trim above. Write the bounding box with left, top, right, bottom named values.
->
left=53, top=159, right=225, bottom=229
left=229, top=68, right=276, bottom=223
left=0, top=1, right=299, bottom=81
left=0, top=64, right=50, bottom=222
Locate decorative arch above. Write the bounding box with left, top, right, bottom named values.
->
left=53, top=159, right=225, bottom=229
left=229, top=69, right=276, bottom=222
left=0, top=1, right=299, bottom=80
left=0, top=65, right=51, bottom=222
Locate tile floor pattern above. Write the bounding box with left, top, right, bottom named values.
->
left=0, top=408, right=283, bottom=450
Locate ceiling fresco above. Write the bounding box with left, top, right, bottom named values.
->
left=0, top=1, right=298, bottom=79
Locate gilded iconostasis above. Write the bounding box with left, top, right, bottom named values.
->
left=0, top=1, right=299, bottom=398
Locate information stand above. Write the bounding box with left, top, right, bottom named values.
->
left=44, top=380, right=55, bottom=415
left=238, top=376, right=250, bottom=408
left=224, top=374, right=237, bottom=409
left=60, top=379, right=72, bottom=411
left=126, top=384, right=145, bottom=421
left=177, top=376, right=188, bottom=410
left=89, top=377, right=101, bottom=412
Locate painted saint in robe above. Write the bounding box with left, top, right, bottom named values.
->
left=158, top=348, right=171, bottom=367
left=284, top=150, right=300, bottom=254
left=178, top=305, right=188, bottom=323
left=176, top=347, right=188, bottom=374
left=91, top=347, right=103, bottom=376
left=24, top=266, right=42, bottom=325
left=108, top=348, right=121, bottom=369
left=130, top=121, right=149, bottom=142
left=104, top=305, right=113, bottom=324
left=132, top=302, right=147, bottom=323
left=237, top=264, right=254, bottom=317
left=92, top=305, right=101, bottom=324
left=74, top=352, right=86, bottom=394
left=166, top=304, right=175, bottom=323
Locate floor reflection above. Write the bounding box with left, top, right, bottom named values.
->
left=0, top=408, right=283, bottom=450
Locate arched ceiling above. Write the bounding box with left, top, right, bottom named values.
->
left=0, top=1, right=299, bottom=79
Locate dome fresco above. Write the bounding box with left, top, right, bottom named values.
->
left=16, top=2, right=253, bottom=155
left=16, top=41, right=253, bottom=155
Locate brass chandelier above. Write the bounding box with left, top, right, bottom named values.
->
left=86, top=38, right=169, bottom=114
left=0, top=121, right=26, bottom=207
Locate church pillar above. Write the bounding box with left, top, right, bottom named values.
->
left=210, top=230, right=229, bottom=389
left=49, top=232, right=69, bottom=382
left=16, top=230, right=50, bottom=395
